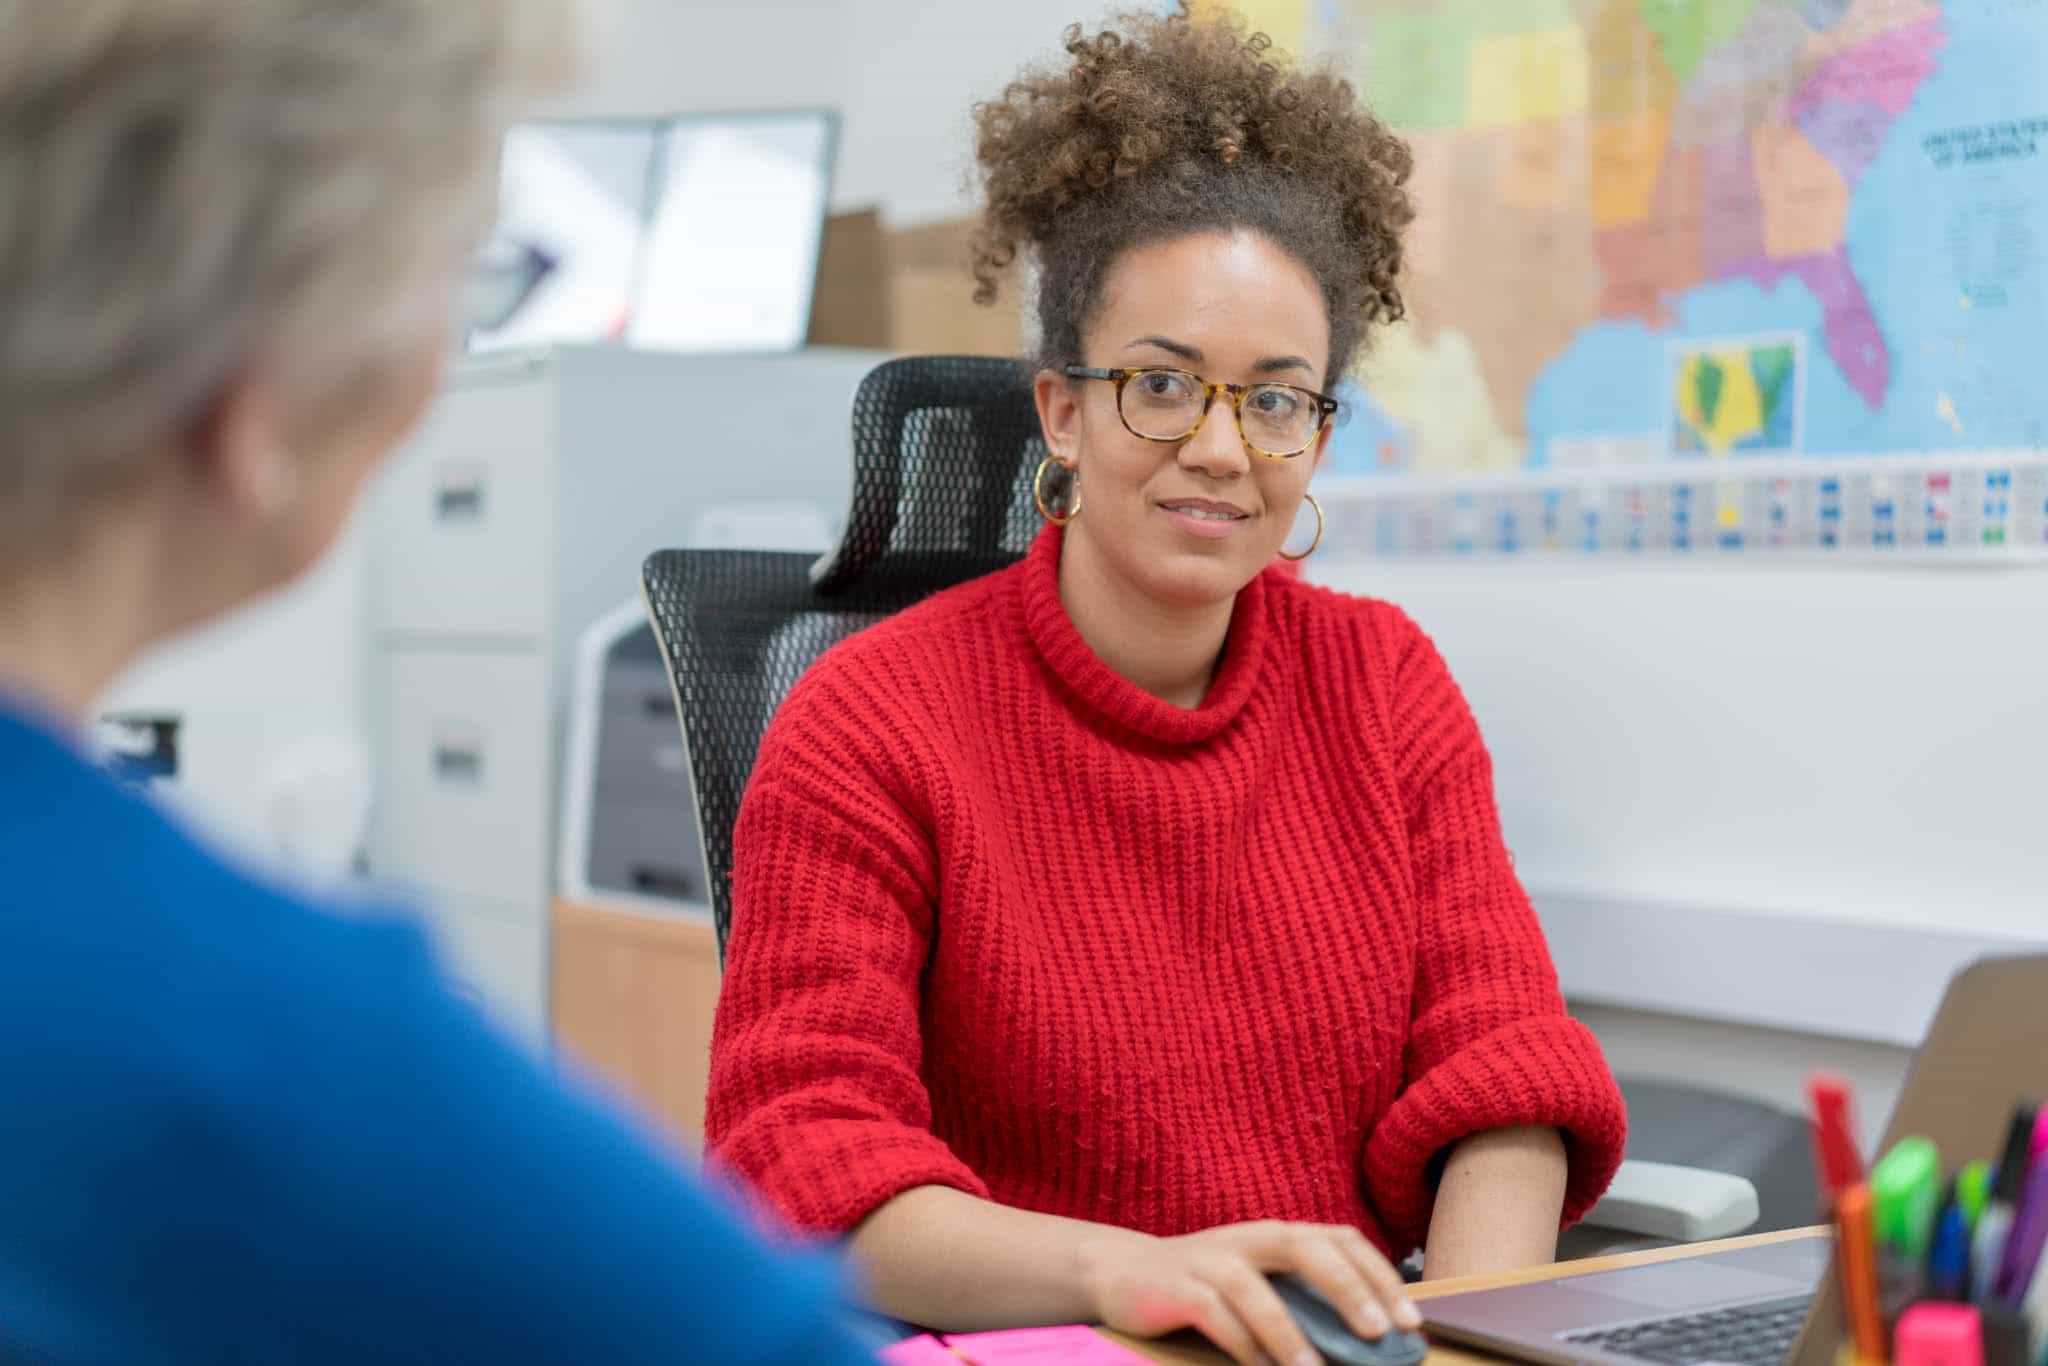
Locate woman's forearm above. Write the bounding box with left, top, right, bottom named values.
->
left=855, top=1129, right=1567, bottom=1327
left=1421, top=1125, right=1569, bottom=1280
left=849, top=1184, right=1154, bottom=1330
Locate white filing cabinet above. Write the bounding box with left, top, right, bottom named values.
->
left=363, top=345, right=891, bottom=1042
left=366, top=351, right=559, bottom=1043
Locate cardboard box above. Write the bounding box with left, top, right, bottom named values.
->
left=809, top=208, right=1025, bottom=358
left=806, top=207, right=889, bottom=351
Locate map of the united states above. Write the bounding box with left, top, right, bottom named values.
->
left=1205, top=0, right=2043, bottom=474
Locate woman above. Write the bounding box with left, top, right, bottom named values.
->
left=0, top=4, right=867, bottom=1362
left=707, top=10, right=1628, bottom=1366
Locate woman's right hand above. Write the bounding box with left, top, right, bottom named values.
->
left=1081, top=1219, right=1423, bottom=1366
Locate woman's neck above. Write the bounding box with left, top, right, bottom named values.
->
left=1056, top=530, right=1236, bottom=711
left=0, top=518, right=169, bottom=726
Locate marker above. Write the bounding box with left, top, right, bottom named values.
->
left=1996, top=1163, right=2048, bottom=1305
left=1934, top=1193, right=1977, bottom=1302
left=2032, top=1109, right=2048, bottom=1171
left=1977, top=1108, right=2040, bottom=1304
left=1813, top=1073, right=1866, bottom=1206
left=1842, top=1183, right=1893, bottom=1365
left=1876, top=1137, right=1945, bottom=1262
left=1962, top=1163, right=1995, bottom=1233
left=1896, top=1303, right=1984, bottom=1366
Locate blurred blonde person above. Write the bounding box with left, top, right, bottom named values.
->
left=0, top=4, right=868, bottom=1362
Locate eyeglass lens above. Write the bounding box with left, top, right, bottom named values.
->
left=1120, top=369, right=1320, bottom=454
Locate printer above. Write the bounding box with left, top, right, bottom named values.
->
left=559, top=503, right=836, bottom=917
left=559, top=601, right=709, bottom=915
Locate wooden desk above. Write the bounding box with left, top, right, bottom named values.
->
left=1100, top=1227, right=1832, bottom=1364
left=550, top=897, right=721, bottom=1147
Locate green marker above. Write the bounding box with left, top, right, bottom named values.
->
left=1959, top=1159, right=1993, bottom=1233
left=1872, top=1135, right=1943, bottom=1260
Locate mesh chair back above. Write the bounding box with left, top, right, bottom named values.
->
left=810, top=354, right=1046, bottom=594
left=644, top=355, right=1048, bottom=955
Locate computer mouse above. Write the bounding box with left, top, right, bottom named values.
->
left=1270, top=1273, right=1430, bottom=1366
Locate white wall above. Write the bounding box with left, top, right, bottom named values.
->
left=1313, top=553, right=2048, bottom=1012
left=1320, top=558, right=2048, bottom=946
left=563, top=0, right=1128, bottom=224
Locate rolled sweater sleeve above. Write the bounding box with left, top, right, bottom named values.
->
left=1361, top=611, right=1627, bottom=1254
left=707, top=670, right=990, bottom=1236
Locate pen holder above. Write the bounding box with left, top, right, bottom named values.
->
left=1796, top=959, right=2048, bottom=1366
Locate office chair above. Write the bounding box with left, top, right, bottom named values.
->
left=642, top=354, right=1765, bottom=1254
left=642, top=355, right=1044, bottom=953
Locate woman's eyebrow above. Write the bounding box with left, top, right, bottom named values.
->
left=1254, top=354, right=1315, bottom=375
left=1122, top=336, right=1316, bottom=377
left=1123, top=334, right=1202, bottom=361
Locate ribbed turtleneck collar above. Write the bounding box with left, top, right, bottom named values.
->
left=1016, top=523, right=1269, bottom=746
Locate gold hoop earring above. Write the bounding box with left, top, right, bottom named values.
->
left=1033, top=455, right=1082, bottom=526
left=1279, top=492, right=1323, bottom=562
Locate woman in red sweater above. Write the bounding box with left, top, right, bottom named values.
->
left=709, top=9, right=1627, bottom=1363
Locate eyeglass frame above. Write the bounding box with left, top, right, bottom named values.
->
left=1061, top=365, right=1341, bottom=460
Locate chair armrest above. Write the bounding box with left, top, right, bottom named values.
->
left=1582, top=1160, right=1761, bottom=1243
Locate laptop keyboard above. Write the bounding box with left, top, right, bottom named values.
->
left=1563, top=1293, right=1815, bottom=1365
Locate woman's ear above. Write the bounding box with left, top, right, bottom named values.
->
left=186, top=364, right=300, bottom=519
left=1034, top=368, right=1083, bottom=463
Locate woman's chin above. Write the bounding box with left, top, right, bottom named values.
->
left=1138, top=549, right=1264, bottom=611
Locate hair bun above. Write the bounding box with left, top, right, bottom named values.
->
left=969, top=2, right=1413, bottom=378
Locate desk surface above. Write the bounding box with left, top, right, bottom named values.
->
left=1100, top=1226, right=1832, bottom=1365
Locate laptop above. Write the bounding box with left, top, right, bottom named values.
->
left=1421, top=954, right=2048, bottom=1366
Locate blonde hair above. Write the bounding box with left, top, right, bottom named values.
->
left=0, top=0, right=577, bottom=558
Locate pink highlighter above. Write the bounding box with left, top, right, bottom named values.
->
left=2032, top=1107, right=2048, bottom=1169
left=1895, top=1304, right=1983, bottom=1366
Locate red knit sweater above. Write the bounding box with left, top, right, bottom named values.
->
left=708, top=525, right=1626, bottom=1256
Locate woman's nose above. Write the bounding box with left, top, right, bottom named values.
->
left=1177, top=400, right=1252, bottom=481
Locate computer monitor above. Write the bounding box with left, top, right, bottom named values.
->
left=468, top=119, right=661, bottom=353
left=465, top=110, right=836, bottom=355
left=630, top=111, right=836, bottom=353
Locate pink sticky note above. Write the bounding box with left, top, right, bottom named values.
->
left=943, top=1325, right=1152, bottom=1365
left=877, top=1335, right=961, bottom=1366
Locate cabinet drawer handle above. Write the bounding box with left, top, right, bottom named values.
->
left=432, top=723, right=486, bottom=784
left=434, top=464, right=487, bottom=522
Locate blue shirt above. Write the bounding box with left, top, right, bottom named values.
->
left=0, top=702, right=872, bottom=1365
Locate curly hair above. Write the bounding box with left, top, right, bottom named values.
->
left=971, top=4, right=1414, bottom=386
